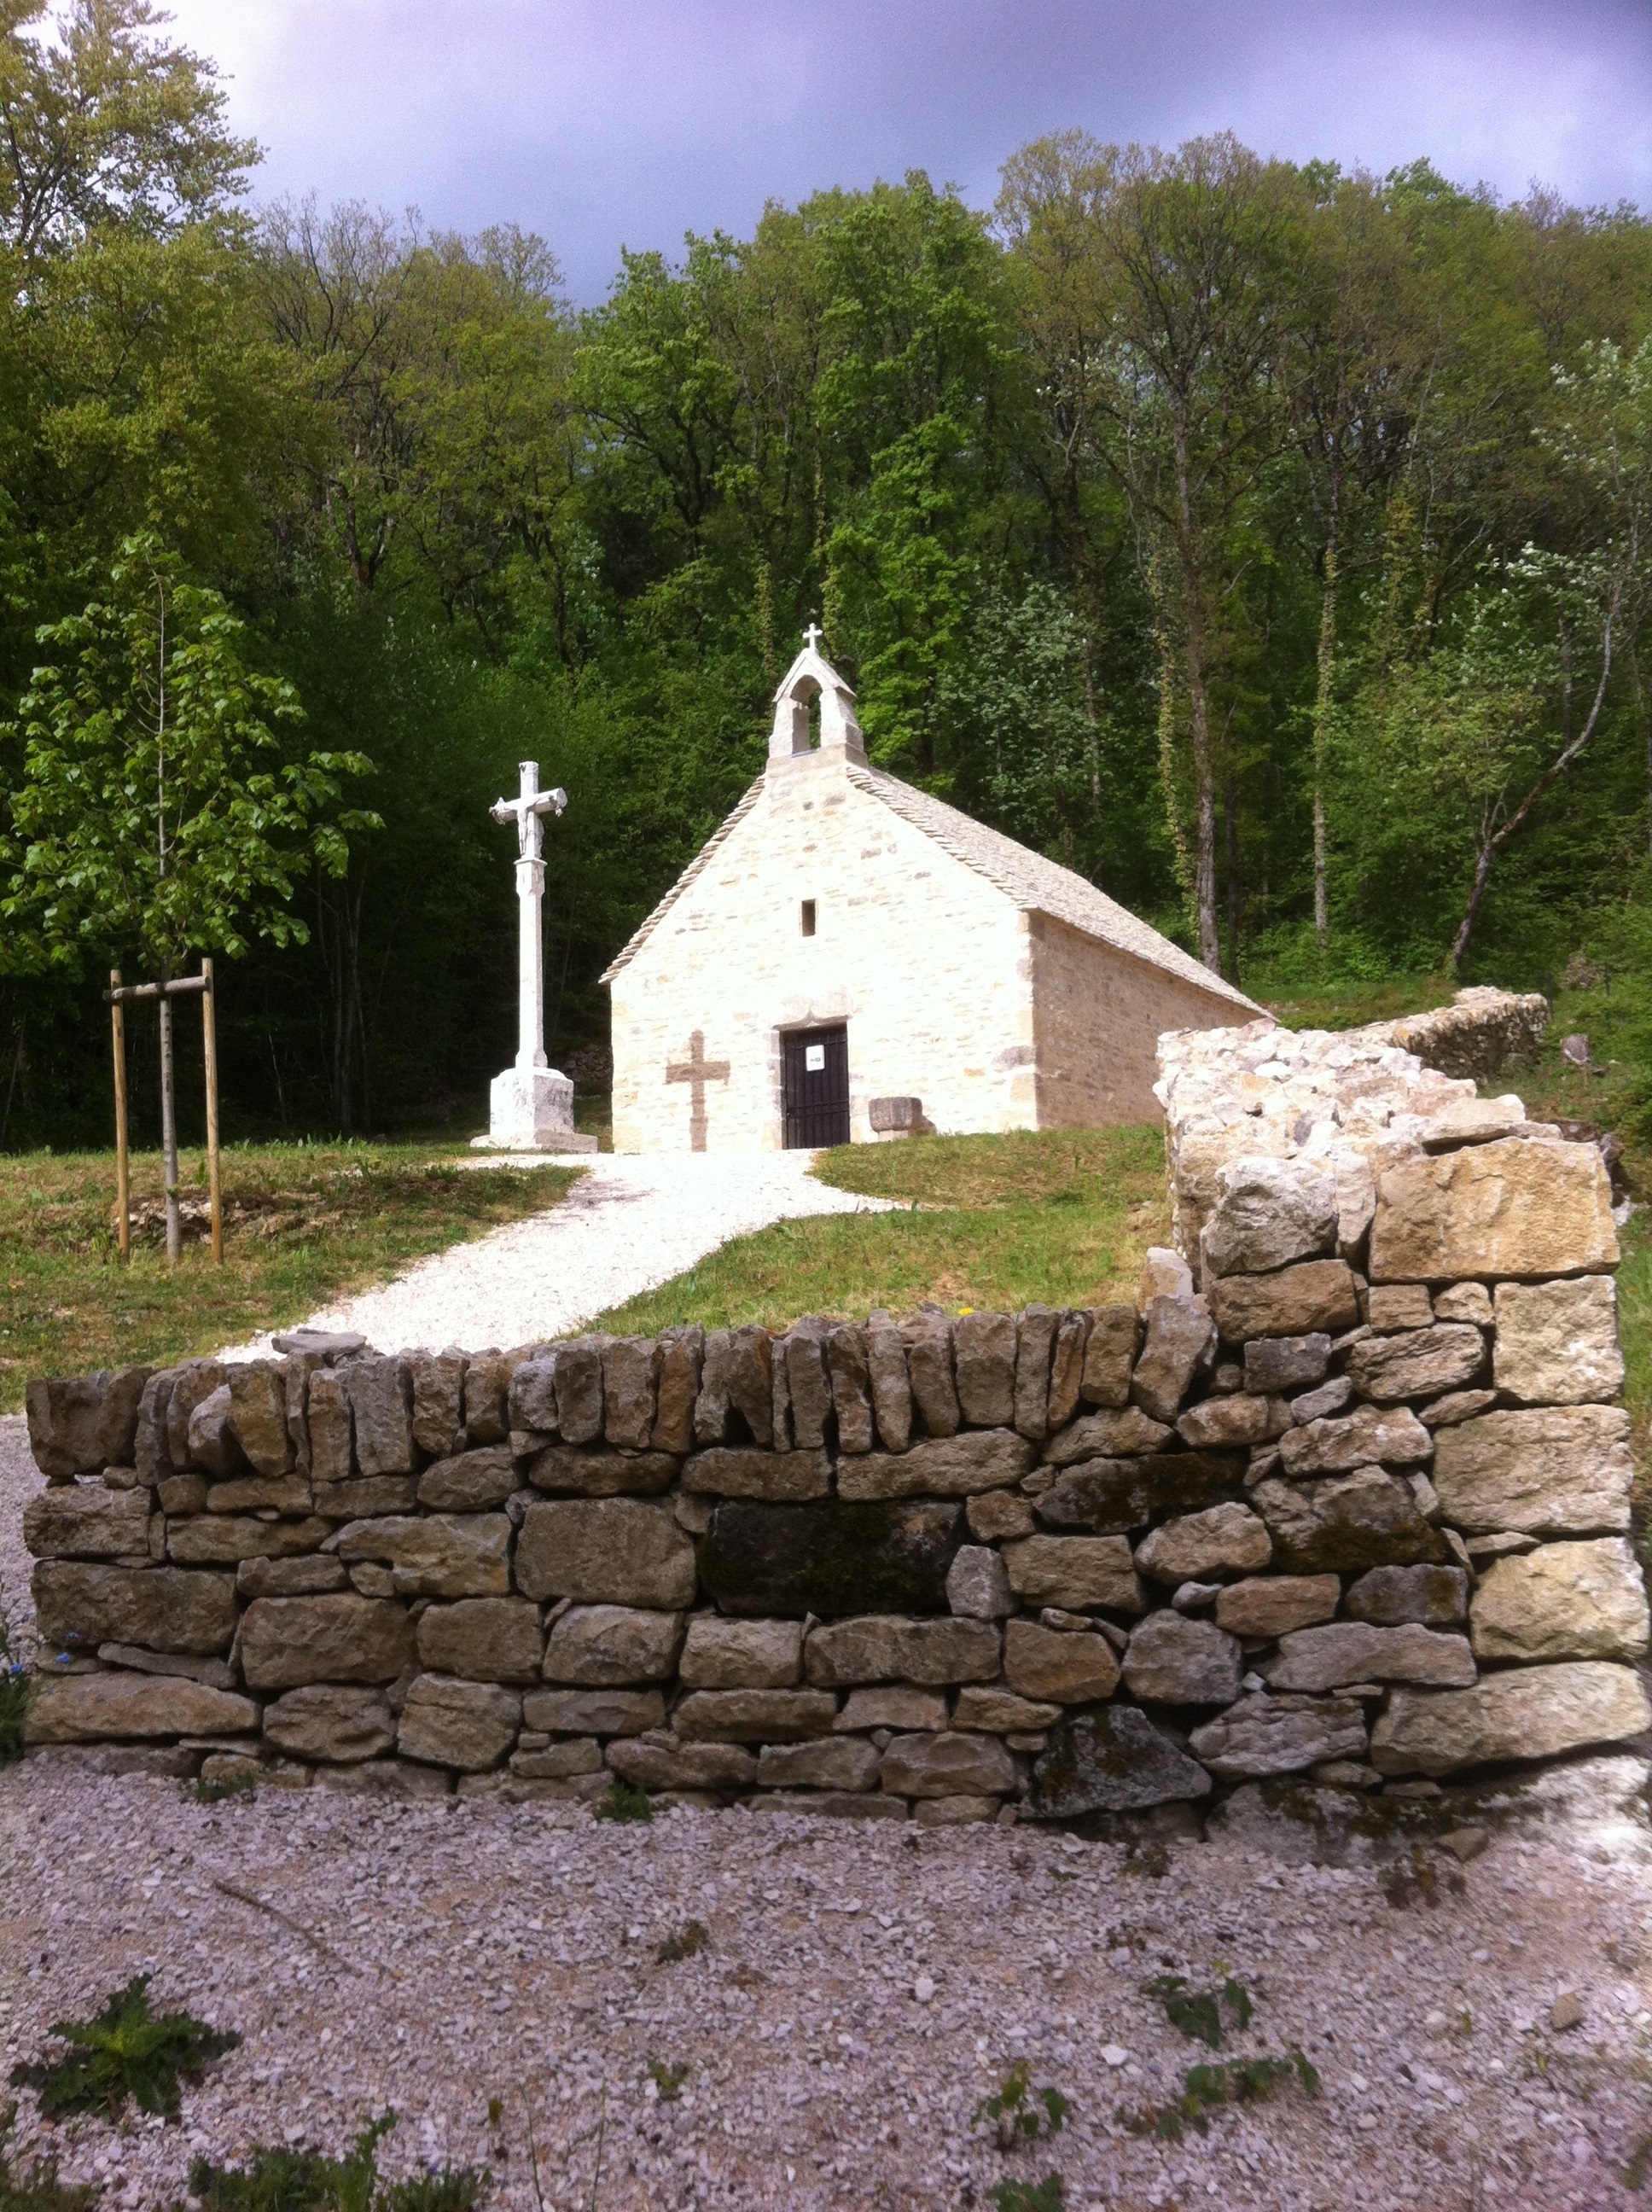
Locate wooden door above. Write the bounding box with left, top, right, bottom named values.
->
left=782, top=1025, right=850, bottom=1149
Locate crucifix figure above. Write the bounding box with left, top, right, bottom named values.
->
left=666, top=1029, right=730, bottom=1153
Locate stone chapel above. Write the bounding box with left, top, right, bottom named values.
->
left=602, top=636, right=1258, bottom=1153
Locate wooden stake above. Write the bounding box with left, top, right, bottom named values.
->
left=110, top=967, right=130, bottom=1262
left=201, top=958, right=223, bottom=1266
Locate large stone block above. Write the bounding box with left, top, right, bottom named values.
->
left=411, top=1349, right=467, bottom=1459
left=24, top=1485, right=153, bottom=1561
left=945, top=1545, right=1013, bottom=1620
left=1003, top=1621, right=1120, bottom=1703
left=205, top=1470, right=311, bottom=1516
left=1347, top=1325, right=1487, bottom=1406
left=24, top=1672, right=257, bottom=1743
left=540, top=1604, right=685, bottom=1684
left=1213, top=1575, right=1341, bottom=1639
left=782, top=1324, right=835, bottom=1451
left=462, top=1350, right=510, bottom=1446
left=967, top=1491, right=1036, bottom=1542
left=166, top=1360, right=226, bottom=1467
left=1121, top=1611, right=1242, bottom=1703
left=804, top=1615, right=1001, bottom=1687
left=1277, top=1404, right=1434, bottom=1476
left=417, top=1447, right=518, bottom=1512
left=521, top=1687, right=664, bottom=1735
left=509, top=1354, right=559, bottom=1436
left=1134, top=1503, right=1271, bottom=1584
left=1002, top=1534, right=1143, bottom=1614
left=903, top=1312, right=961, bottom=1438
left=345, top=1359, right=415, bottom=1477
left=305, top=1370, right=354, bottom=1483
left=1035, top=1452, right=1246, bottom=1536
left=1048, top=1313, right=1087, bottom=1431
left=32, top=1563, right=236, bottom=1656
left=1130, top=1296, right=1216, bottom=1423
left=240, top=1594, right=414, bottom=1690
left=169, top=1515, right=332, bottom=1565
left=516, top=1499, right=696, bottom=1609
left=695, top=1498, right=965, bottom=1617
left=311, top=1477, right=419, bottom=1522
left=865, top=1322, right=912, bottom=1452
left=1261, top=1621, right=1476, bottom=1692
left=1252, top=1470, right=1449, bottom=1575
left=606, top=1738, right=759, bottom=1790
left=679, top=1615, right=801, bottom=1688
left=675, top=1689, right=839, bottom=1742
left=334, top=1514, right=510, bottom=1598
left=1492, top=1278, right=1624, bottom=1406
left=398, top=1675, right=521, bottom=1770
left=1207, top=1261, right=1360, bottom=1343
left=837, top=1430, right=1035, bottom=1500
left=1175, top=1394, right=1291, bottom=1450
left=954, top=1312, right=1017, bottom=1428
left=1242, top=1334, right=1331, bottom=1395
left=1369, top=1138, right=1618, bottom=1284
left=135, top=1371, right=174, bottom=1487
left=1012, top=1306, right=1059, bottom=1440
left=1080, top=1307, right=1140, bottom=1409
left=1371, top=1662, right=1650, bottom=1777
left=880, top=1731, right=1017, bottom=1799
left=1200, top=1157, right=1337, bottom=1278
left=237, top=1554, right=347, bottom=1598
left=1044, top=1407, right=1172, bottom=1464
left=1030, top=1706, right=1212, bottom=1815
left=952, top=1685, right=1062, bottom=1732
left=694, top=1325, right=773, bottom=1447
left=1188, top=1693, right=1368, bottom=1780
left=1343, top=1564, right=1469, bottom=1627
left=1469, top=1539, right=1649, bottom=1662
left=227, top=1364, right=294, bottom=1477
left=756, top=1738, right=881, bottom=1792
left=683, top=1447, right=831, bottom=1501
left=603, top=1336, right=659, bottom=1451
left=825, top=1325, right=875, bottom=1453
left=652, top=1326, right=704, bottom=1454
left=416, top=1597, right=544, bottom=1682
left=1430, top=1406, right=1632, bottom=1535
left=836, top=1685, right=948, bottom=1731
left=26, top=1366, right=150, bottom=1481
left=263, top=1685, right=396, bottom=1763
left=552, top=1338, right=607, bottom=1446
left=524, top=1446, right=678, bottom=1497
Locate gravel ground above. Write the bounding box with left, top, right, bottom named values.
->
left=4, top=1423, right=1652, bottom=2209
left=219, top=1152, right=896, bottom=1361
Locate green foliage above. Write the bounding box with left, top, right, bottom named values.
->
left=591, top=1778, right=652, bottom=1824
left=1121, top=2049, right=1320, bottom=2142
left=183, top=1765, right=258, bottom=1804
left=974, top=2061, right=1069, bottom=2153
left=0, top=2103, right=97, bottom=2212
left=10, top=1975, right=239, bottom=2122
left=645, top=2059, right=688, bottom=2102
left=1142, top=1972, right=1253, bottom=2049
left=0, top=1604, right=29, bottom=1761
left=187, top=2110, right=490, bottom=2211
left=986, top=2178, right=1065, bottom=2212
left=653, top=1919, right=708, bottom=1965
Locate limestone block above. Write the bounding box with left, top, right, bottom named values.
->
left=417, top=1447, right=518, bottom=1512
left=1492, top=1278, right=1624, bottom=1406
left=607, top=1738, right=757, bottom=1790
left=240, top=1595, right=415, bottom=1690
left=1175, top=1394, right=1291, bottom=1449
left=24, top=1485, right=153, bottom=1561
left=1434, top=1283, right=1492, bottom=1326
left=236, top=1555, right=347, bottom=1598
left=1366, top=1284, right=1434, bottom=1332
left=541, top=1604, right=684, bottom=1684
left=679, top=1615, right=802, bottom=1689
left=168, top=1515, right=332, bottom=1564
left=1333, top=1151, right=1377, bottom=1260
left=515, top=1499, right=696, bottom=1609
left=903, top=1312, right=961, bottom=1439
left=1031, top=1706, right=1212, bottom=1815
left=205, top=1471, right=311, bottom=1516
left=1253, top=1470, right=1447, bottom=1575
left=1135, top=1503, right=1271, bottom=1584
left=1141, top=1246, right=1195, bottom=1301
left=24, top=1672, right=258, bottom=1743
left=1371, top=1662, right=1651, bottom=1777
left=187, top=1386, right=243, bottom=1478
left=1200, top=1156, right=1337, bottom=1278
left=1262, top=1621, right=1475, bottom=1692
left=462, top=1352, right=511, bottom=1446
left=945, top=1545, right=1013, bottom=1619
left=782, top=1325, right=835, bottom=1451
left=333, top=1514, right=510, bottom=1598
left=165, top=1361, right=226, bottom=1467
left=1370, top=1138, right=1618, bottom=1284
left=652, top=1326, right=704, bottom=1454
left=955, top=1312, right=1017, bottom=1428
left=804, top=1615, right=1000, bottom=1687
left=1242, top=1335, right=1330, bottom=1395
left=416, top=1597, right=544, bottom=1682
left=683, top=1447, right=831, bottom=1501
left=838, top=1430, right=1035, bottom=1501
left=1048, top=1314, right=1087, bottom=1432
left=156, top=1474, right=207, bottom=1516
left=1080, top=1307, right=1140, bottom=1409
left=521, top=1687, right=664, bottom=1736
left=1130, top=1295, right=1217, bottom=1423
left=511, top=1739, right=603, bottom=1779
left=967, top=1492, right=1036, bottom=1542
left=1289, top=1378, right=1352, bottom=1423
left=865, top=1322, right=913, bottom=1452
left=306, top=1370, right=354, bottom=1483
left=552, top=1338, right=607, bottom=1446
left=602, top=1337, right=658, bottom=1451
left=1044, top=1407, right=1172, bottom=1464
left=264, top=1685, right=396, bottom=1763
left=228, top=1364, right=294, bottom=1477
left=1003, top=1620, right=1120, bottom=1703
left=524, top=1446, right=678, bottom=1497
left=26, top=1366, right=150, bottom=1481
left=880, top=1731, right=1018, bottom=1799
left=1035, top=1452, right=1246, bottom=1536
left=1003, top=1534, right=1143, bottom=1613
left=1469, top=1539, right=1649, bottom=1662
left=1122, top=1612, right=1242, bottom=1704
left=1188, top=1694, right=1368, bottom=1780
left=1421, top=1388, right=1498, bottom=1429
left=696, top=1498, right=965, bottom=1619
left=1347, top=1324, right=1486, bottom=1406
left=1213, top=1575, right=1340, bottom=1639
left=345, top=1359, right=414, bottom=1477
left=1208, top=1262, right=1360, bottom=1344
left=1344, top=1565, right=1469, bottom=1627
left=32, top=1563, right=236, bottom=1656
left=509, top=1355, right=559, bottom=1436
left=674, top=1689, right=839, bottom=1742
left=1431, top=1406, right=1632, bottom=1535
left=952, top=1686, right=1062, bottom=1732
left=757, top=1738, right=881, bottom=1791
left=398, top=1675, right=521, bottom=1769
left=1277, top=1405, right=1433, bottom=1476
left=1013, top=1305, right=1059, bottom=1439
left=825, top=1325, right=875, bottom=1453
left=724, top=1325, right=776, bottom=1446
left=311, top=1479, right=418, bottom=1522
left=411, top=1349, right=467, bottom=1459
left=311, top=1758, right=452, bottom=1802
left=135, top=1371, right=174, bottom=1487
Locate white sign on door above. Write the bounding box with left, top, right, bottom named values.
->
left=805, top=1044, right=825, bottom=1072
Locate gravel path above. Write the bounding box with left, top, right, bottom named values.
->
left=223, top=1153, right=897, bottom=1359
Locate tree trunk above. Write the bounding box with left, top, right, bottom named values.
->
left=157, top=958, right=181, bottom=1265
left=1173, top=428, right=1221, bottom=972
left=1223, top=769, right=1242, bottom=984
left=1312, top=527, right=1337, bottom=947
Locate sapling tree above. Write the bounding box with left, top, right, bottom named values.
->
left=1, top=535, right=375, bottom=1256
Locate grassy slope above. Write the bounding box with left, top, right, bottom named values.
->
left=0, top=1144, right=578, bottom=1410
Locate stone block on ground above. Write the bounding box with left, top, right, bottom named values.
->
left=1121, top=1612, right=1242, bottom=1704
left=1188, top=1694, right=1368, bottom=1780
left=879, top=1731, right=1018, bottom=1799
left=1430, top=1406, right=1632, bottom=1535
left=1030, top=1705, right=1213, bottom=1816
left=1492, top=1278, right=1624, bottom=1405
left=397, top=1674, right=521, bottom=1769
left=1371, top=1662, right=1650, bottom=1777
left=1369, top=1138, right=1617, bottom=1284
left=1469, top=1539, right=1649, bottom=1662
left=803, top=1615, right=1001, bottom=1687
left=516, top=1499, right=697, bottom=1608
left=240, top=1594, right=415, bottom=1691
left=541, top=1604, right=684, bottom=1685
left=24, top=1673, right=258, bottom=1743
left=416, top=1597, right=544, bottom=1682
left=263, top=1685, right=396, bottom=1763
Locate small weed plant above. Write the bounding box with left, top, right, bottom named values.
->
left=974, top=2061, right=1069, bottom=2153
left=1143, top=1972, right=1254, bottom=2049
left=645, top=2059, right=688, bottom=2102
left=1122, top=2050, right=1320, bottom=2143
left=183, top=1767, right=259, bottom=1806
left=10, top=1976, right=239, bottom=2122
left=1121, top=1841, right=1168, bottom=1878
left=654, top=1921, right=708, bottom=1965
left=592, top=1780, right=652, bottom=1825
left=1625, top=2121, right=1652, bottom=2190
left=189, top=2111, right=490, bottom=2209
left=1381, top=1848, right=1465, bottom=1911
left=987, top=2177, right=1065, bottom=2212
left=0, top=2103, right=96, bottom=2212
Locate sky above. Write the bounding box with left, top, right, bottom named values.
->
left=160, top=0, right=1652, bottom=303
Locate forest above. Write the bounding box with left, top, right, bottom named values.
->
left=2, top=2, right=1650, bottom=1150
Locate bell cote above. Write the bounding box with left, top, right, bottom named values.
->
left=767, top=627, right=867, bottom=773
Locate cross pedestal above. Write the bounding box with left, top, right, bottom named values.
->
left=474, top=760, right=598, bottom=1153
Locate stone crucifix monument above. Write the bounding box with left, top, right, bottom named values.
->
left=474, top=760, right=597, bottom=1152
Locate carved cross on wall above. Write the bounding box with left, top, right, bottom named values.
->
left=666, top=1030, right=730, bottom=1153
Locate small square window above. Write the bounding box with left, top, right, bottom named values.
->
left=800, top=899, right=817, bottom=937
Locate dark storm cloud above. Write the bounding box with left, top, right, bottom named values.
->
left=166, top=0, right=1652, bottom=300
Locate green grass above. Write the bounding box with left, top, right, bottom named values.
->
left=189, top=2111, right=490, bottom=2210
left=0, top=1142, right=579, bottom=1411
left=591, top=1127, right=1171, bottom=1337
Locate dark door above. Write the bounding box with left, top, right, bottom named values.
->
left=782, top=1025, right=850, bottom=1149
